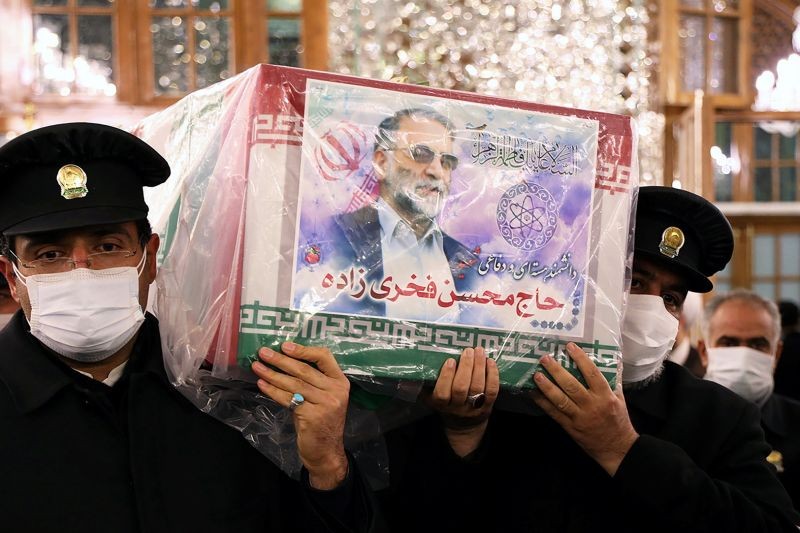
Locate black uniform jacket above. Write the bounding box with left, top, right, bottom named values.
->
left=380, top=362, right=799, bottom=533
left=762, top=393, right=800, bottom=509
left=0, top=312, right=377, bottom=533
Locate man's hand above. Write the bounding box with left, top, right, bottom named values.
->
left=251, top=342, right=350, bottom=490
left=531, top=342, right=639, bottom=476
left=425, top=347, right=500, bottom=457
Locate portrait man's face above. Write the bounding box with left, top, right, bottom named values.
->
left=375, top=116, right=456, bottom=222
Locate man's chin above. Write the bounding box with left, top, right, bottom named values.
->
left=397, top=193, right=444, bottom=221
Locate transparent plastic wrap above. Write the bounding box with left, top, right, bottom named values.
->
left=134, top=64, right=638, bottom=479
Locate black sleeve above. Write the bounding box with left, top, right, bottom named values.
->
left=298, top=454, right=385, bottom=533
left=375, top=414, right=491, bottom=532
left=614, top=402, right=800, bottom=532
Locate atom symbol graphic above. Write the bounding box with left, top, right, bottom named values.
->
left=507, top=195, right=547, bottom=239
left=496, top=182, right=558, bottom=251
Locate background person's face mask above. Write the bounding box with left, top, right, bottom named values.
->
left=705, top=346, right=775, bottom=406
left=621, top=294, right=679, bottom=384
left=13, top=251, right=147, bottom=363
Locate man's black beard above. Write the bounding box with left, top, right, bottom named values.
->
left=622, top=362, right=666, bottom=391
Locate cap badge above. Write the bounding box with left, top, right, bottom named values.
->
left=659, top=226, right=685, bottom=259
left=57, top=164, right=89, bottom=200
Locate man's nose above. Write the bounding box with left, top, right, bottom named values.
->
left=425, top=155, right=447, bottom=179
left=69, top=246, right=92, bottom=268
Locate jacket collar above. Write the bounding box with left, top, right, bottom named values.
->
left=623, top=361, right=682, bottom=425
left=0, top=311, right=163, bottom=414
left=760, top=393, right=788, bottom=437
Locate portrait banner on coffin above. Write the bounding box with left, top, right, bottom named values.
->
left=138, top=65, right=635, bottom=399
left=230, top=68, right=636, bottom=390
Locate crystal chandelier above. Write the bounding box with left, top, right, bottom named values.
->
left=752, top=7, right=800, bottom=137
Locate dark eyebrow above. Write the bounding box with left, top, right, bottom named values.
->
left=20, top=224, right=135, bottom=248
left=717, top=335, right=771, bottom=344
left=632, top=266, right=656, bottom=280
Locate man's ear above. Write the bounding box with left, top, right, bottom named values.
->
left=697, top=339, right=709, bottom=371
left=373, top=150, right=387, bottom=179
left=0, top=257, right=20, bottom=302
left=144, top=233, right=160, bottom=283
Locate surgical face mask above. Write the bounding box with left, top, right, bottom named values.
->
left=705, top=346, right=775, bottom=406
left=621, top=294, right=680, bottom=384
left=13, top=250, right=147, bottom=363
left=0, top=313, right=12, bottom=329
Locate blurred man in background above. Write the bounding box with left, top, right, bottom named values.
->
left=775, top=300, right=800, bottom=401
left=700, top=289, right=800, bottom=508
left=668, top=290, right=704, bottom=377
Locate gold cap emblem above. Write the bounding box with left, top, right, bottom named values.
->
left=767, top=450, right=784, bottom=473
left=659, top=226, right=685, bottom=259
left=57, top=164, right=89, bottom=200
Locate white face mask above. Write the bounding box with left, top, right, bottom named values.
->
left=13, top=251, right=147, bottom=363
left=621, top=294, right=680, bottom=384
left=705, top=346, right=775, bottom=406
left=0, top=313, right=13, bottom=329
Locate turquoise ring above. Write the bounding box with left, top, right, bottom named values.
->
left=289, top=392, right=305, bottom=410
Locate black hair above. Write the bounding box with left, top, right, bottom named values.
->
left=374, top=108, right=456, bottom=151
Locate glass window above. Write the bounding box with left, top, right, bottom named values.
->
left=147, top=1, right=233, bottom=97
left=715, top=281, right=732, bottom=293
left=709, top=17, right=737, bottom=94
left=754, top=126, right=772, bottom=160
left=679, top=15, right=706, bottom=91
left=754, top=167, right=773, bottom=201
left=781, top=233, right=800, bottom=276
left=714, top=172, right=733, bottom=201
left=77, top=16, right=115, bottom=96
left=152, top=16, right=189, bottom=95
left=195, top=17, right=231, bottom=89
left=268, top=18, right=301, bottom=66
left=152, top=0, right=189, bottom=8
left=32, top=14, right=70, bottom=96
left=753, top=234, right=775, bottom=276
left=779, top=134, right=797, bottom=160
left=268, top=0, right=302, bottom=11
left=30, top=1, right=321, bottom=103
left=753, top=282, right=776, bottom=300
left=782, top=282, right=800, bottom=303
left=715, top=122, right=732, bottom=152
left=31, top=1, right=115, bottom=98
left=196, top=0, right=229, bottom=9
left=675, top=0, right=742, bottom=97
left=780, top=168, right=797, bottom=202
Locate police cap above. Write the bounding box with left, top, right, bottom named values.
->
left=635, top=186, right=733, bottom=293
left=0, top=122, right=170, bottom=236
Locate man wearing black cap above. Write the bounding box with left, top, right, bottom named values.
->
left=380, top=186, right=800, bottom=532
left=0, top=123, right=376, bottom=532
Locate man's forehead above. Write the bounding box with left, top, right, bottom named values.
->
left=633, top=255, right=688, bottom=289
left=14, top=221, right=138, bottom=246
left=713, top=299, right=773, bottom=325
left=396, top=116, right=450, bottom=140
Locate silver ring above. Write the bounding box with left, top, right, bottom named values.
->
left=289, top=392, right=305, bottom=411
left=467, top=392, right=486, bottom=409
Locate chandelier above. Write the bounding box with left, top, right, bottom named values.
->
left=753, top=7, right=800, bottom=137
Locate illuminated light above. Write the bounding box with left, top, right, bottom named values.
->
left=753, top=8, right=800, bottom=136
